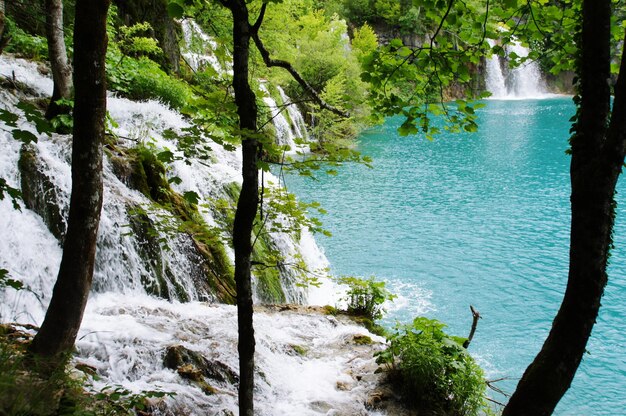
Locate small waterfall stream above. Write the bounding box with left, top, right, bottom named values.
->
left=260, top=84, right=309, bottom=152
left=180, top=19, right=229, bottom=75
left=485, top=40, right=548, bottom=99
left=0, top=55, right=384, bottom=415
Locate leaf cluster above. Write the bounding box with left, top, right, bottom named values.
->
left=375, top=316, right=487, bottom=415
left=0, top=269, right=24, bottom=291
left=337, top=275, right=396, bottom=320
left=117, top=22, right=162, bottom=58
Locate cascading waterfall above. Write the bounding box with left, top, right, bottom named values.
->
left=180, top=19, right=228, bottom=75
left=0, top=55, right=385, bottom=415
left=260, top=84, right=310, bottom=152
left=485, top=39, right=548, bottom=99
left=485, top=40, right=507, bottom=98
left=277, top=86, right=309, bottom=142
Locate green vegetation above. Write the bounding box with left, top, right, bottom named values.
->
left=376, top=317, right=487, bottom=415
left=0, top=324, right=173, bottom=415
left=338, top=275, right=395, bottom=321
left=108, top=142, right=236, bottom=303
left=105, top=7, right=193, bottom=109
left=3, top=17, right=48, bottom=60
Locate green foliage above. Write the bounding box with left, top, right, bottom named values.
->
left=0, top=269, right=23, bottom=290
left=88, top=385, right=175, bottom=415
left=107, top=54, right=192, bottom=109
left=105, top=7, right=192, bottom=109
left=351, top=23, right=378, bottom=62
left=117, top=22, right=162, bottom=58
left=0, top=337, right=70, bottom=415
left=337, top=276, right=395, bottom=320
left=1, top=101, right=56, bottom=145
left=376, top=317, right=487, bottom=415
left=259, top=183, right=330, bottom=237
left=258, top=2, right=372, bottom=142
left=0, top=178, right=22, bottom=211
left=3, top=17, right=48, bottom=60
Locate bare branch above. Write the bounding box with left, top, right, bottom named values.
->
left=463, top=305, right=481, bottom=348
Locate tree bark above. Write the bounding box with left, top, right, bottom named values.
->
left=44, top=0, right=73, bottom=120
left=28, top=0, right=110, bottom=361
left=220, top=1, right=258, bottom=414
left=0, top=0, right=8, bottom=55
left=503, top=1, right=626, bottom=414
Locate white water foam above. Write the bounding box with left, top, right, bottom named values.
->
left=485, top=39, right=550, bottom=100
left=180, top=19, right=229, bottom=75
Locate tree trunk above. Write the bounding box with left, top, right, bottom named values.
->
left=503, top=1, right=626, bottom=414
left=224, top=1, right=258, bottom=414
left=0, top=0, right=8, bottom=54
left=28, top=0, right=110, bottom=361
left=44, top=0, right=73, bottom=120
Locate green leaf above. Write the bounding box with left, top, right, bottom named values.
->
left=183, top=191, right=200, bottom=205
left=0, top=109, right=19, bottom=127
left=157, top=150, right=175, bottom=163
left=0, top=269, right=24, bottom=290
left=167, top=2, right=185, bottom=18
left=12, top=129, right=38, bottom=144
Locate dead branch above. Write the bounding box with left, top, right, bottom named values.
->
left=463, top=304, right=481, bottom=348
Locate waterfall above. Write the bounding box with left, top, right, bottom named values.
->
left=485, top=40, right=507, bottom=98
left=0, top=54, right=331, bottom=316
left=260, top=84, right=310, bottom=152
left=0, top=54, right=385, bottom=415
left=485, top=39, right=548, bottom=99
left=180, top=19, right=229, bottom=75
left=277, top=86, right=309, bottom=142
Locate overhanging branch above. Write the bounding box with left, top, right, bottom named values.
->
left=251, top=31, right=350, bottom=118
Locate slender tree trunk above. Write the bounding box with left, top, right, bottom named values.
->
left=28, top=0, right=110, bottom=361
left=503, top=1, right=626, bottom=414
left=44, top=0, right=73, bottom=120
left=224, top=1, right=258, bottom=414
left=0, top=0, right=8, bottom=55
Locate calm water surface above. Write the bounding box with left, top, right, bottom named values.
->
left=286, top=98, right=626, bottom=415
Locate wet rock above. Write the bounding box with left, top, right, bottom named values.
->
left=18, top=144, right=67, bottom=241
left=164, top=345, right=238, bottom=384
left=352, top=334, right=373, bottom=345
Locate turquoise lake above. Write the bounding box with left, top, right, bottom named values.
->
left=286, top=97, right=626, bottom=414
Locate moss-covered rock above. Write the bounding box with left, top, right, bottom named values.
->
left=251, top=229, right=286, bottom=304
left=352, top=334, right=373, bottom=345
left=110, top=145, right=237, bottom=303
left=126, top=208, right=180, bottom=301
left=18, top=144, right=66, bottom=241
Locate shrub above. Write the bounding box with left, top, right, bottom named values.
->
left=376, top=317, right=487, bottom=415
left=338, top=276, right=395, bottom=320
left=4, top=18, right=48, bottom=60
left=107, top=55, right=192, bottom=109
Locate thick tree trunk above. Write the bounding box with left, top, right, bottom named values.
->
left=222, top=1, right=259, bottom=415
left=503, top=1, right=626, bottom=414
left=28, top=0, right=110, bottom=361
left=44, top=0, right=73, bottom=120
